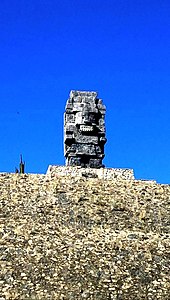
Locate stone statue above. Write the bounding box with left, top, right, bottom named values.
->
left=64, top=90, right=107, bottom=168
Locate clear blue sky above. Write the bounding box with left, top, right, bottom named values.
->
left=0, top=0, right=170, bottom=183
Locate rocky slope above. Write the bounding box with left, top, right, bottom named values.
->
left=0, top=169, right=169, bottom=299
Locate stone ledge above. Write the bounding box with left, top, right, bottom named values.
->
left=46, top=165, right=135, bottom=180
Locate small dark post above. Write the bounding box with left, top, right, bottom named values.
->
left=19, top=155, right=25, bottom=174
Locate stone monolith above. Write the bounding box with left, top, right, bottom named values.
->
left=64, top=90, right=107, bottom=168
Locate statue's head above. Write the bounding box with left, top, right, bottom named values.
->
left=70, top=91, right=105, bottom=132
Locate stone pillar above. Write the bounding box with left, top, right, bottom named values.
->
left=64, top=90, right=107, bottom=168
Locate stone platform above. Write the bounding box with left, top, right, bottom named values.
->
left=46, top=165, right=135, bottom=180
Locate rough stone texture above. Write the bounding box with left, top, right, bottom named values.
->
left=47, top=165, right=135, bottom=180
left=64, top=90, right=107, bottom=168
left=0, top=168, right=170, bottom=299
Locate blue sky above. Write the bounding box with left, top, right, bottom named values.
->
left=0, top=0, right=170, bottom=183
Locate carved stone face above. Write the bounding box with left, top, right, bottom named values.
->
left=75, top=112, right=98, bottom=133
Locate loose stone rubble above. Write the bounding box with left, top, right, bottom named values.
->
left=64, top=91, right=107, bottom=168
left=0, top=168, right=170, bottom=299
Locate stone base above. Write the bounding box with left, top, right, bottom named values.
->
left=46, top=165, right=135, bottom=180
